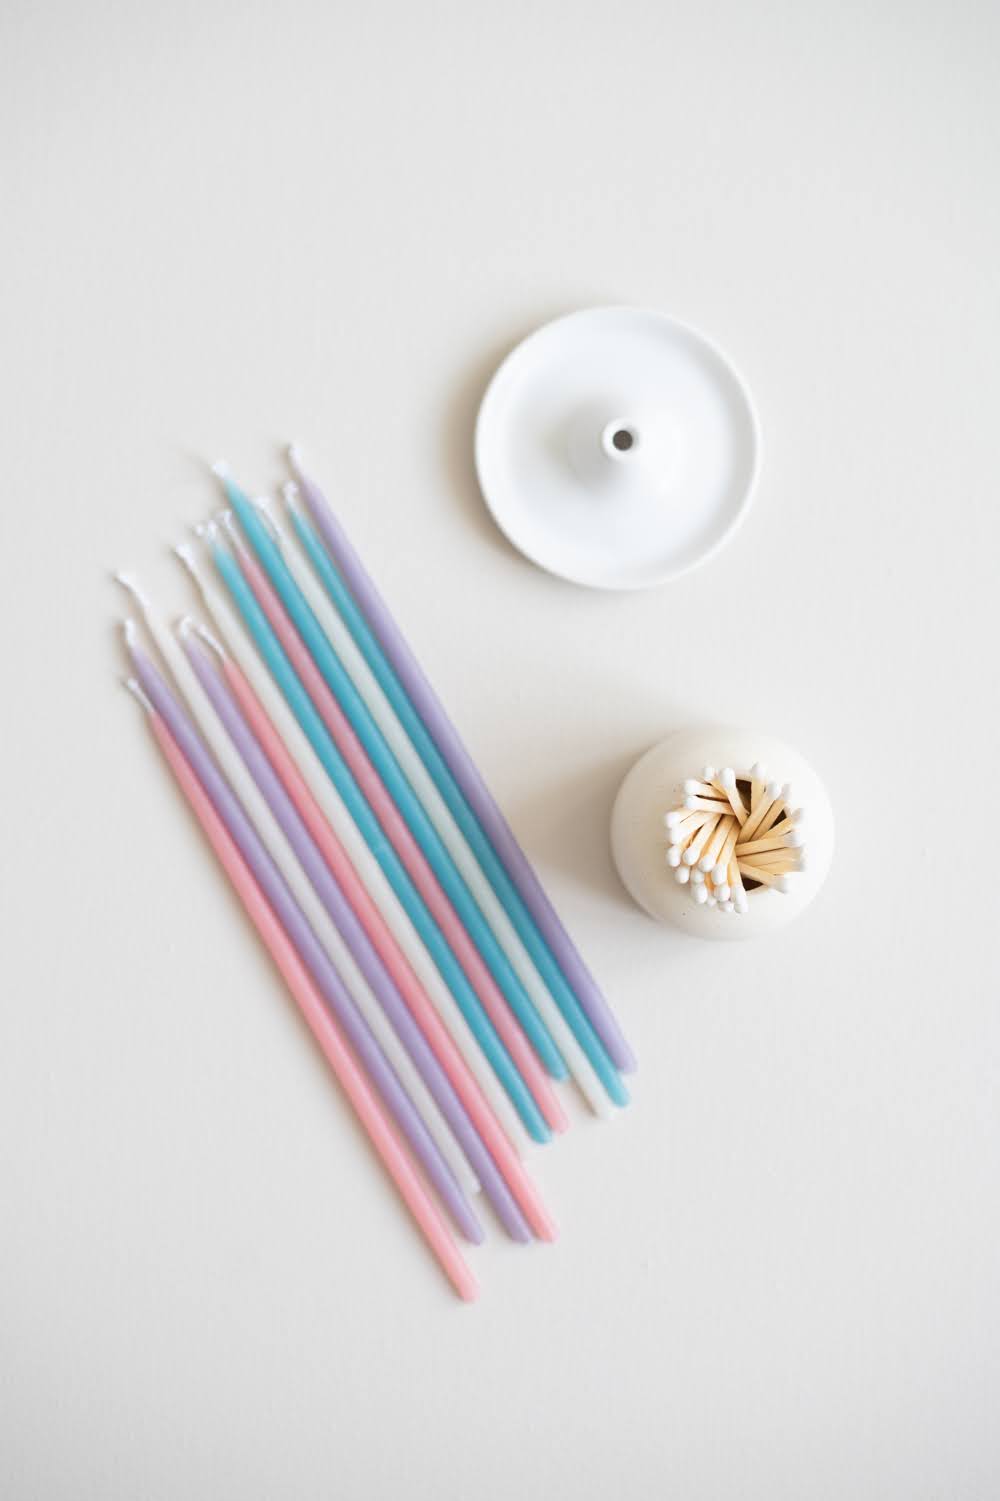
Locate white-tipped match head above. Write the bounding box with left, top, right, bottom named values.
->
left=788, top=830, right=805, bottom=848
left=735, top=894, right=749, bottom=913
left=665, top=809, right=682, bottom=828
left=716, top=883, right=731, bottom=903
left=666, top=846, right=682, bottom=868
left=777, top=874, right=793, bottom=893
left=683, top=846, right=700, bottom=865
left=711, top=862, right=728, bottom=885
left=706, top=895, right=718, bottom=907
left=693, top=883, right=708, bottom=905
left=765, top=780, right=782, bottom=801
left=210, top=460, right=231, bottom=480
left=781, top=782, right=793, bottom=803
left=698, top=853, right=715, bottom=872
left=691, top=867, right=705, bottom=884
left=683, top=794, right=698, bottom=810
left=796, top=855, right=808, bottom=873
left=750, top=762, right=765, bottom=782
left=668, top=827, right=685, bottom=847
left=675, top=866, right=690, bottom=885
left=722, top=900, right=735, bottom=912
left=701, top=765, right=716, bottom=782
left=683, top=778, right=700, bottom=795
left=123, top=676, right=153, bottom=712
left=721, top=767, right=736, bottom=789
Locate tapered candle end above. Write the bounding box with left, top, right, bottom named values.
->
left=282, top=479, right=301, bottom=512
left=181, top=616, right=225, bottom=659
left=122, top=617, right=140, bottom=648
left=287, top=443, right=303, bottom=472
left=210, top=459, right=230, bottom=480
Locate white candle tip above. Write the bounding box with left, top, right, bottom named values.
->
left=122, top=617, right=140, bottom=648
left=173, top=541, right=197, bottom=573
left=282, top=479, right=301, bottom=507
left=210, top=460, right=231, bottom=480
left=197, top=621, right=224, bottom=656
left=287, top=443, right=303, bottom=468
left=114, top=570, right=150, bottom=609
left=122, top=676, right=153, bottom=712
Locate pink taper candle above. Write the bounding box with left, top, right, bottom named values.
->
left=133, top=690, right=478, bottom=1302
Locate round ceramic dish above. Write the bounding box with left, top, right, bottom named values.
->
left=475, top=307, right=761, bottom=590
left=611, top=727, right=834, bottom=941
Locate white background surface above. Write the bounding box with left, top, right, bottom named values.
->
left=3, top=2, right=998, bottom=1496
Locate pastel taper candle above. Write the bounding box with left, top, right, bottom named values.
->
left=124, top=624, right=483, bottom=1243
left=175, top=536, right=531, bottom=1157
left=214, top=467, right=568, bottom=1085
left=207, top=534, right=554, bottom=1144
left=288, top=447, right=635, bottom=1075
left=182, top=626, right=538, bottom=1243
left=129, top=687, right=477, bottom=1301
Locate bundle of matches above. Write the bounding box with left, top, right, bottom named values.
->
left=664, top=763, right=806, bottom=915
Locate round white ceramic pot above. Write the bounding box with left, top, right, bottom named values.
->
left=610, top=727, right=834, bottom=941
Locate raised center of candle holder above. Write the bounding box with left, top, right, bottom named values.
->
left=601, top=418, right=640, bottom=462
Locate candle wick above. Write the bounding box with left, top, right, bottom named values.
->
left=122, top=676, right=154, bottom=714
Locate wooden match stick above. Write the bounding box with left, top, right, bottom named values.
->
left=717, top=767, right=748, bottom=824
left=754, top=784, right=794, bottom=841
left=712, top=821, right=741, bottom=881
left=735, top=831, right=803, bottom=857
left=698, top=815, right=735, bottom=872
left=684, top=813, right=721, bottom=865
left=667, top=810, right=711, bottom=846
left=683, top=796, right=732, bottom=816
left=683, top=778, right=721, bottom=800
left=736, top=861, right=790, bottom=889
left=739, top=851, right=801, bottom=873
left=738, top=781, right=781, bottom=843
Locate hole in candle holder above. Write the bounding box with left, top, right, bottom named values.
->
left=612, top=428, right=635, bottom=452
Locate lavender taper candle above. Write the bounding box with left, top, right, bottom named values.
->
left=181, top=625, right=532, bottom=1243
left=125, top=626, right=483, bottom=1244
left=288, top=447, right=635, bottom=1075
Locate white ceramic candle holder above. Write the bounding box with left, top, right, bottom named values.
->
left=475, top=307, right=761, bottom=591
left=611, top=727, right=834, bottom=940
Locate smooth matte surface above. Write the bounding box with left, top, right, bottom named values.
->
left=2, top=2, right=998, bottom=1497
left=475, top=307, right=761, bottom=587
